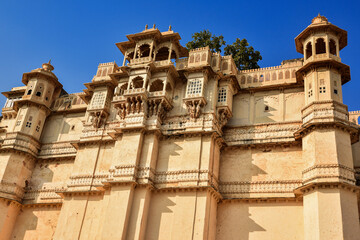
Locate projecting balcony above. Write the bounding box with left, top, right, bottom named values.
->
left=148, top=90, right=172, bottom=103
left=304, top=53, right=341, bottom=65
left=175, top=58, right=188, bottom=70
left=124, top=88, right=146, bottom=96
left=129, top=57, right=152, bottom=65
left=153, top=60, right=172, bottom=67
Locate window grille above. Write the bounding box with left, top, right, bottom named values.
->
left=217, top=87, right=227, bottom=103
left=186, top=79, right=202, bottom=95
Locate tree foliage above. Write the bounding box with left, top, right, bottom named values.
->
left=224, top=38, right=262, bottom=70
left=186, top=30, right=226, bottom=53
left=186, top=30, right=262, bottom=70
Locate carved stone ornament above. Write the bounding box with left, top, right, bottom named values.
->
left=90, top=110, right=107, bottom=129
left=185, top=99, right=204, bottom=119
left=217, top=108, right=231, bottom=127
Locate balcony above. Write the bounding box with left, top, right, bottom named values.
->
left=129, top=57, right=152, bottom=65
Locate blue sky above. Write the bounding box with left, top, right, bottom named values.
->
left=0, top=0, right=359, bottom=110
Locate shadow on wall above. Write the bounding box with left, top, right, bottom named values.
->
left=145, top=193, right=176, bottom=240
left=216, top=148, right=268, bottom=239
left=156, top=138, right=183, bottom=172
left=11, top=207, right=58, bottom=240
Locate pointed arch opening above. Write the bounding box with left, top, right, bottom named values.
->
left=316, top=38, right=326, bottom=54
left=149, top=79, right=164, bottom=92
left=329, top=39, right=337, bottom=56
left=305, top=42, right=313, bottom=59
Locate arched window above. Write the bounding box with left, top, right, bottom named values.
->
left=149, top=80, right=164, bottom=92
left=102, top=68, right=108, bottom=77
left=195, top=54, right=200, bottom=62
left=97, top=69, right=102, bottom=77
left=212, top=58, right=217, bottom=67
left=189, top=55, right=194, bottom=63
left=329, top=39, right=337, bottom=56
left=253, top=75, right=258, bottom=83
left=27, top=89, right=32, bottom=95
left=241, top=76, right=245, bottom=84
left=247, top=76, right=252, bottom=84
left=222, top=62, right=228, bottom=70
left=265, top=73, right=270, bottom=81
left=272, top=72, right=277, bottom=80
left=127, top=51, right=134, bottom=60
left=259, top=74, right=264, bottom=82
left=156, top=47, right=170, bottom=61
left=316, top=38, right=326, bottom=54
left=305, top=42, right=312, bottom=59
left=285, top=70, right=290, bottom=79
left=279, top=72, right=283, bottom=79
left=201, top=53, right=207, bottom=61
left=119, top=83, right=128, bottom=95
left=132, top=77, right=144, bottom=89
left=291, top=70, right=296, bottom=78
left=139, top=44, right=151, bottom=57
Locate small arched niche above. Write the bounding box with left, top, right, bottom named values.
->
left=139, top=44, right=151, bottom=58
left=305, top=42, right=313, bottom=59
left=315, top=38, right=326, bottom=54
left=155, top=47, right=170, bottom=61
left=132, top=77, right=144, bottom=89
left=149, top=80, right=164, bottom=92
left=329, top=39, right=337, bottom=56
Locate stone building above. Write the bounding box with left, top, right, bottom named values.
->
left=0, top=15, right=359, bottom=240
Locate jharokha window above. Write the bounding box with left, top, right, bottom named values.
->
left=186, top=79, right=202, bottom=96
left=217, top=87, right=227, bottom=103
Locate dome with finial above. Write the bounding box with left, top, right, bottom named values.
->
left=311, top=13, right=328, bottom=24
left=42, top=59, right=54, bottom=72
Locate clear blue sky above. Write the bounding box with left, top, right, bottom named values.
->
left=1, top=0, right=359, bottom=110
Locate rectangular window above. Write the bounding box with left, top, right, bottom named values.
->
left=217, top=87, right=227, bottom=103
left=334, top=89, right=338, bottom=94
left=186, top=79, right=202, bottom=96
left=91, top=92, right=106, bottom=109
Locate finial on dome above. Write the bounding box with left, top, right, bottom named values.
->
left=42, top=60, right=54, bottom=72
left=153, top=23, right=156, bottom=29
left=168, top=25, right=172, bottom=31
left=145, top=24, right=148, bottom=30
left=312, top=14, right=328, bottom=24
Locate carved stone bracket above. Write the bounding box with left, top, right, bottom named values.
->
left=184, top=98, right=206, bottom=119
left=115, top=95, right=147, bottom=120
left=89, top=110, right=108, bottom=129
left=217, top=107, right=232, bottom=128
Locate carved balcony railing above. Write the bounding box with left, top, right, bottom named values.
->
left=130, top=57, right=152, bottom=65
left=176, top=58, right=188, bottom=70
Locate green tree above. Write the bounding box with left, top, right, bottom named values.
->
left=186, top=30, right=226, bottom=53
left=186, top=30, right=262, bottom=70
left=224, top=38, right=262, bottom=70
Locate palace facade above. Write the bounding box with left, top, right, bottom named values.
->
left=0, top=15, right=360, bottom=240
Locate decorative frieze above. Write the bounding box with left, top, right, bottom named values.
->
left=219, top=180, right=302, bottom=198
left=302, top=164, right=356, bottom=185
left=0, top=180, right=24, bottom=201
left=1, top=132, right=40, bottom=157
left=38, top=142, right=77, bottom=158
left=223, top=121, right=302, bottom=146
left=301, top=100, right=349, bottom=125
